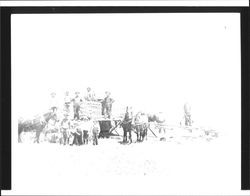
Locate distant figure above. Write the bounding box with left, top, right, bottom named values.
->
left=184, top=102, right=192, bottom=126
left=49, top=92, right=58, bottom=113
left=102, top=91, right=114, bottom=118
left=84, top=87, right=96, bottom=101
left=72, top=92, right=82, bottom=120
left=92, top=120, right=100, bottom=145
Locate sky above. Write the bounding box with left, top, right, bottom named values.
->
left=11, top=13, right=240, bottom=130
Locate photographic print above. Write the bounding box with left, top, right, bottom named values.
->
left=5, top=12, right=244, bottom=195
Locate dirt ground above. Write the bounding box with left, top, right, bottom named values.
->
left=17, top=125, right=220, bottom=178
left=4, top=126, right=246, bottom=195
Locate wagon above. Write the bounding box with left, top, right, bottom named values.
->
left=97, top=118, right=122, bottom=138
left=79, top=100, right=122, bottom=138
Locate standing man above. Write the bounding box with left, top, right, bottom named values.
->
left=64, top=91, right=71, bottom=112
left=184, top=102, right=192, bottom=126
left=70, top=121, right=83, bottom=146
left=60, top=115, right=71, bottom=145
left=72, top=91, right=82, bottom=120
left=92, top=120, right=100, bottom=145
left=74, top=127, right=83, bottom=146
left=80, top=116, right=92, bottom=145
left=64, top=91, right=74, bottom=120
left=84, top=87, right=96, bottom=101
left=102, top=91, right=114, bottom=118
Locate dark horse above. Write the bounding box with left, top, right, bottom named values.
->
left=120, top=107, right=133, bottom=144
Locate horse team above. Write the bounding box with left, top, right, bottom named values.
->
left=120, top=107, right=151, bottom=144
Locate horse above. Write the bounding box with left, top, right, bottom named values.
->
left=27, top=111, right=63, bottom=145
left=18, top=114, right=49, bottom=143
left=120, top=107, right=133, bottom=144
left=18, top=118, right=33, bottom=142
left=43, top=112, right=59, bottom=142
left=134, top=112, right=148, bottom=142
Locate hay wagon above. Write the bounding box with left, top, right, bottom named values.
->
left=79, top=100, right=122, bottom=138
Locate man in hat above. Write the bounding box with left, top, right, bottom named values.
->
left=102, top=91, right=114, bottom=118
left=60, top=115, right=71, bottom=145
left=70, top=120, right=83, bottom=146
left=84, top=87, right=96, bottom=101
left=72, top=91, right=82, bottom=120
left=80, top=116, right=92, bottom=145
left=92, top=120, right=100, bottom=145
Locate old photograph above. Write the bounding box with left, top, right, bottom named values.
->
left=6, top=13, right=243, bottom=195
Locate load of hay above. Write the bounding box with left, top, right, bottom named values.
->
left=80, top=101, right=102, bottom=120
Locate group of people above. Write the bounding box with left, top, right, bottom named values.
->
left=19, top=86, right=193, bottom=145
left=41, top=87, right=115, bottom=145
left=52, top=115, right=101, bottom=146
left=49, top=88, right=115, bottom=121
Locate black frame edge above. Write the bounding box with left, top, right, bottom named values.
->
left=10, top=6, right=242, bottom=14
left=0, top=7, right=12, bottom=191
left=241, top=7, right=250, bottom=190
